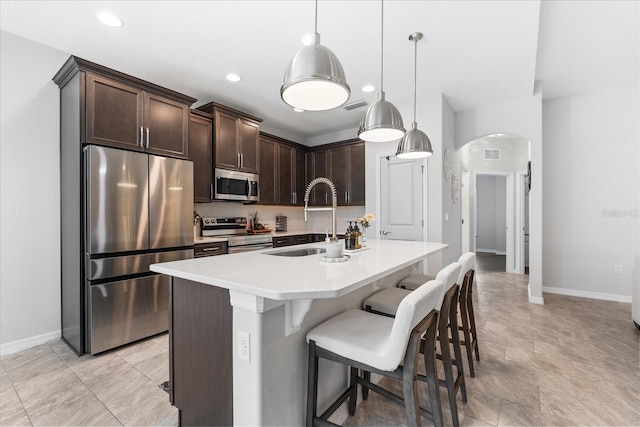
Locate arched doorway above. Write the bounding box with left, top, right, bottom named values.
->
left=458, top=134, right=529, bottom=274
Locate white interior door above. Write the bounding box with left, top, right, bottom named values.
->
left=379, top=155, right=423, bottom=241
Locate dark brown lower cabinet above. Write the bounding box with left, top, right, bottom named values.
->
left=169, top=278, right=232, bottom=426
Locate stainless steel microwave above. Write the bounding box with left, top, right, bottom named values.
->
left=214, top=169, right=259, bottom=202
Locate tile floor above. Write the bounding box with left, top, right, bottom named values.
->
left=1, top=266, right=639, bottom=426
left=1, top=334, right=176, bottom=426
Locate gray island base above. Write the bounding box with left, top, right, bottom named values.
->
left=151, top=239, right=448, bottom=426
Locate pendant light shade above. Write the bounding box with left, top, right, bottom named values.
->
left=358, top=0, right=405, bottom=142
left=281, top=2, right=350, bottom=111
left=397, top=32, right=433, bottom=159
left=358, top=92, right=405, bottom=142
left=396, top=122, right=433, bottom=159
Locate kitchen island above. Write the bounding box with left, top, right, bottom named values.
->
left=151, top=239, right=447, bottom=426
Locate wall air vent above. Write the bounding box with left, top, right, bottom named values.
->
left=343, top=100, right=368, bottom=111
left=484, top=149, right=501, bottom=160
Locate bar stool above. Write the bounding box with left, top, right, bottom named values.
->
left=372, top=253, right=480, bottom=377
left=362, top=262, right=466, bottom=427
left=306, top=280, right=445, bottom=427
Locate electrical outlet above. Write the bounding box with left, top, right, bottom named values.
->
left=238, top=330, right=250, bottom=362
left=614, top=265, right=622, bottom=274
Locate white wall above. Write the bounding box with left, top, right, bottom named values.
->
left=441, top=97, right=461, bottom=265
left=0, top=32, right=70, bottom=349
left=543, top=86, right=639, bottom=300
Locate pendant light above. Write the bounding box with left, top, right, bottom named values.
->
left=396, top=32, right=433, bottom=159
left=358, top=0, right=405, bottom=142
left=281, top=0, right=350, bottom=111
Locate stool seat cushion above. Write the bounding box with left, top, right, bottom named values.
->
left=398, top=274, right=435, bottom=291
left=307, top=309, right=396, bottom=371
left=363, top=287, right=411, bottom=316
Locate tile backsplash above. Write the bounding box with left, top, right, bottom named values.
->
left=194, top=202, right=365, bottom=234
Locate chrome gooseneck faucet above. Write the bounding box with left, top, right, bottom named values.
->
left=304, top=177, right=338, bottom=242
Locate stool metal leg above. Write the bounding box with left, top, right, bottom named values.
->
left=423, top=315, right=443, bottom=427
left=307, top=341, right=319, bottom=427
left=449, top=288, right=467, bottom=403
left=458, top=272, right=475, bottom=377
left=348, top=367, right=358, bottom=416
left=466, top=271, right=480, bottom=362
left=403, top=331, right=422, bottom=427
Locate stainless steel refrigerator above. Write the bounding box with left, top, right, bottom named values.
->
left=64, top=145, right=193, bottom=355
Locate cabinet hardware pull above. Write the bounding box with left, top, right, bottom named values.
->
left=210, top=183, right=214, bottom=200
left=139, top=127, right=144, bottom=147
left=237, top=153, right=240, bottom=168
left=293, top=192, right=297, bottom=205
left=146, top=128, right=150, bottom=148
left=202, top=247, right=222, bottom=252
left=241, top=153, right=244, bottom=168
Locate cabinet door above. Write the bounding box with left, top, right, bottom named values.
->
left=144, top=93, right=189, bottom=158
left=215, top=111, right=240, bottom=170
left=85, top=74, right=143, bottom=150
left=309, top=150, right=328, bottom=205
left=259, top=136, right=277, bottom=205
left=189, top=114, right=213, bottom=202
left=348, top=142, right=366, bottom=205
left=277, top=144, right=294, bottom=205
left=238, top=119, right=259, bottom=173
left=328, top=146, right=349, bottom=206
left=293, top=148, right=307, bottom=206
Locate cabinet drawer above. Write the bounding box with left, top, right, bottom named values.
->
left=194, top=242, right=227, bottom=257
left=272, top=236, right=293, bottom=248
left=292, top=234, right=312, bottom=245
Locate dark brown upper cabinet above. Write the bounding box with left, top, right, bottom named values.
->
left=53, top=57, right=195, bottom=159
left=197, top=103, right=262, bottom=174
left=259, top=135, right=277, bottom=205
left=310, top=139, right=365, bottom=206
left=189, top=111, right=214, bottom=202
left=258, top=133, right=307, bottom=206
left=308, top=150, right=329, bottom=206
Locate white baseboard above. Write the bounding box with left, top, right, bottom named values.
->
left=543, top=286, right=631, bottom=303
left=0, top=330, right=60, bottom=356
left=528, top=283, right=544, bottom=305
left=476, top=248, right=506, bottom=255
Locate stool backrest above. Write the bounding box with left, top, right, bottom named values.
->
left=435, top=262, right=462, bottom=309
left=384, top=280, right=444, bottom=369
left=457, top=252, right=476, bottom=284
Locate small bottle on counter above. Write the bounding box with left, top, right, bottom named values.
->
left=353, top=221, right=362, bottom=249
left=344, top=222, right=354, bottom=250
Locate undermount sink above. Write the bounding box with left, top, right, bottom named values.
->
left=266, top=247, right=326, bottom=257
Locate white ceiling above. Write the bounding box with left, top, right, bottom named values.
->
left=1, top=1, right=638, bottom=143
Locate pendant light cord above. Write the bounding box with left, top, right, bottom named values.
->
left=314, top=0, right=318, bottom=34
left=412, top=37, right=418, bottom=123
left=380, top=0, right=384, bottom=92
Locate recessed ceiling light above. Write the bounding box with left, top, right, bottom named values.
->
left=226, top=73, right=241, bottom=82
left=293, top=108, right=304, bottom=113
left=362, top=85, right=375, bottom=93
left=97, top=12, right=123, bottom=28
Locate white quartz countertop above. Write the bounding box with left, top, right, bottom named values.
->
left=151, top=240, right=447, bottom=300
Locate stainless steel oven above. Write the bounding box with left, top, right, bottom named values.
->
left=214, top=169, right=259, bottom=202
left=202, top=217, right=272, bottom=253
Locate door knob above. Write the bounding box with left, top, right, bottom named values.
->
left=381, top=230, right=392, bottom=236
